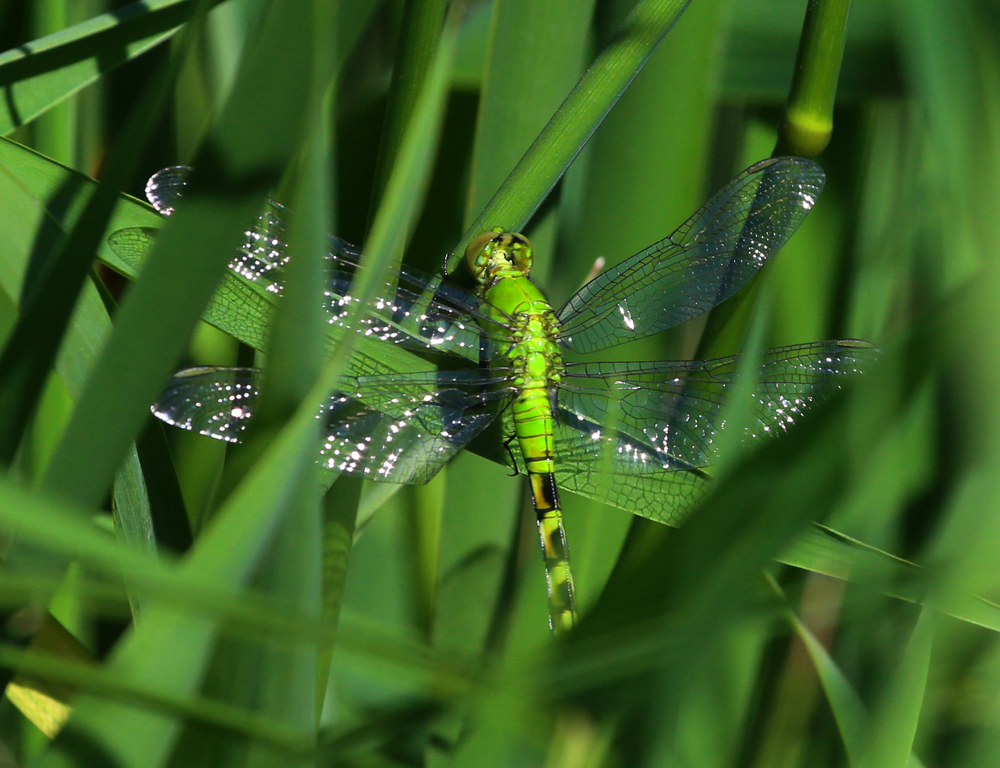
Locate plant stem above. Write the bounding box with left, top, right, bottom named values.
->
left=776, top=0, right=853, bottom=158
left=695, top=0, right=852, bottom=358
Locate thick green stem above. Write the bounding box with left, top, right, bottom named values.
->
left=696, top=0, right=852, bottom=359
left=777, top=0, right=852, bottom=158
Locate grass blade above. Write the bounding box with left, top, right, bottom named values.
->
left=452, top=0, right=693, bottom=261
left=0, top=0, right=216, bottom=136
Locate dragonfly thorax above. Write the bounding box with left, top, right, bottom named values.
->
left=508, top=312, right=564, bottom=381
left=465, top=229, right=534, bottom=287
left=482, top=275, right=565, bottom=391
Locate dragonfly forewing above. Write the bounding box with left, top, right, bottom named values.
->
left=109, top=167, right=513, bottom=362
left=556, top=157, right=826, bottom=353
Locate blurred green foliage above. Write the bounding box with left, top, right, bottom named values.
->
left=0, top=0, right=997, bottom=766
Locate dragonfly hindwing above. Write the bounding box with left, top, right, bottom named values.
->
left=152, top=367, right=516, bottom=486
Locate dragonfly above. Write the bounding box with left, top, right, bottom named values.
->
left=109, top=158, right=873, bottom=633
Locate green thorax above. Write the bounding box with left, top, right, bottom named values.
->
left=464, top=230, right=564, bottom=385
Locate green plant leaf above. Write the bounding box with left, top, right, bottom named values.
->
left=0, top=0, right=213, bottom=136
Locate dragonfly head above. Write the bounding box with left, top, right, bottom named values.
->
left=464, top=228, right=534, bottom=284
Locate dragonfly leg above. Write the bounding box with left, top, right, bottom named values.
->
left=503, top=433, right=520, bottom=477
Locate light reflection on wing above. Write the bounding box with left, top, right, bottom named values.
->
left=557, top=158, right=826, bottom=353
left=111, top=167, right=514, bottom=362
left=557, top=340, right=875, bottom=473
left=152, top=366, right=516, bottom=486
left=500, top=405, right=708, bottom=526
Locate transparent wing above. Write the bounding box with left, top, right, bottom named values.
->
left=107, top=226, right=156, bottom=272
left=326, top=368, right=515, bottom=483
left=556, top=157, right=826, bottom=353
left=558, top=340, right=875, bottom=470
left=111, top=166, right=291, bottom=293
left=144, top=165, right=189, bottom=215
left=153, top=366, right=259, bottom=442
left=153, top=366, right=516, bottom=485
left=500, top=405, right=708, bottom=525
left=111, top=167, right=513, bottom=361
left=553, top=412, right=710, bottom=526
left=321, top=253, right=511, bottom=362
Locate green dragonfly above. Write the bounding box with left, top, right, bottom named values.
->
left=109, top=157, right=873, bottom=633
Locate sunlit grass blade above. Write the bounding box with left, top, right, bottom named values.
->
left=0, top=0, right=212, bottom=472
left=5, top=613, right=98, bottom=739
left=112, top=445, right=155, bottom=614
left=0, top=644, right=312, bottom=756
left=0, top=0, right=216, bottom=136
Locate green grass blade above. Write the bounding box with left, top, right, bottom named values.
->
left=464, top=0, right=595, bottom=221
left=367, top=0, right=449, bottom=233
left=0, top=476, right=400, bottom=659
left=763, top=572, right=868, bottom=767
left=194, top=7, right=336, bottom=749
left=134, top=423, right=193, bottom=554
left=697, top=0, right=853, bottom=358
left=30, top=0, right=77, bottom=167
left=112, top=445, right=155, bottom=613
left=0, top=645, right=311, bottom=756
left=37, top=0, right=322, bottom=510
left=305, top=2, right=458, bottom=412
left=859, top=609, right=933, bottom=768
left=214, top=92, right=336, bottom=504
left=780, top=525, right=1000, bottom=632
left=43, top=15, right=459, bottom=762
left=35, top=419, right=321, bottom=767
left=0, top=160, right=159, bottom=627
left=0, top=2, right=207, bottom=471
left=451, top=0, right=693, bottom=262
left=0, top=0, right=214, bottom=136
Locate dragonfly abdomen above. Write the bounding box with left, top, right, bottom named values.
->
left=538, top=509, right=575, bottom=633
left=512, top=385, right=557, bottom=477
left=512, top=376, right=576, bottom=632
